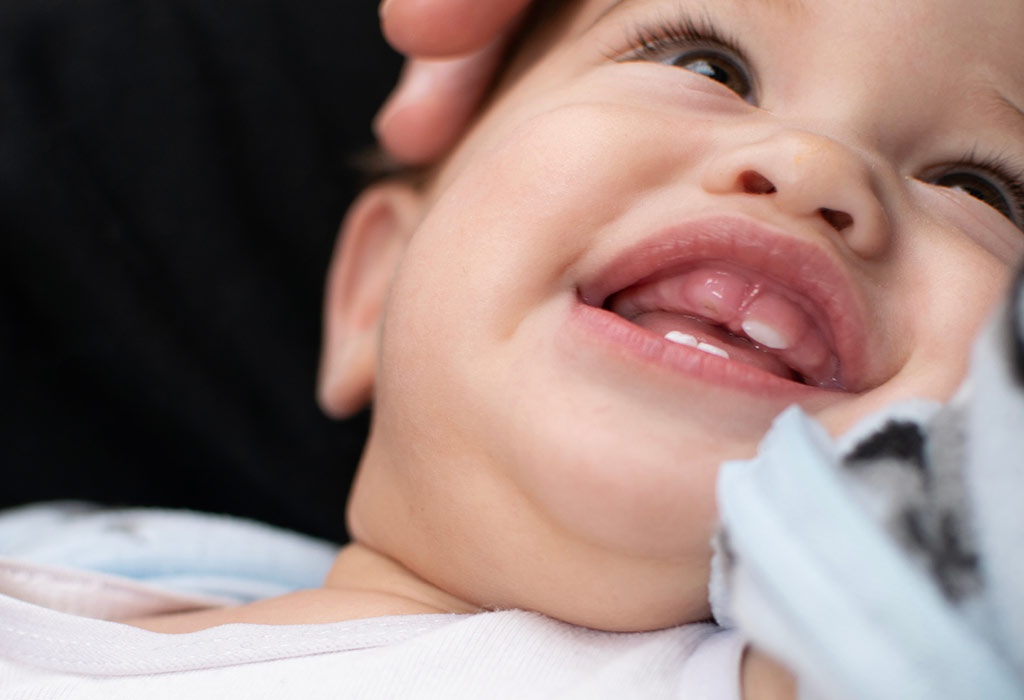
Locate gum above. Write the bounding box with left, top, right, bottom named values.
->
left=610, top=266, right=839, bottom=386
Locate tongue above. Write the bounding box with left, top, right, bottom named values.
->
left=608, top=266, right=841, bottom=387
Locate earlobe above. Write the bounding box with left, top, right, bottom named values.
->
left=317, top=182, right=422, bottom=418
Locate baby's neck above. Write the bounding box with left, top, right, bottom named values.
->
left=323, top=542, right=480, bottom=616
left=124, top=543, right=478, bottom=633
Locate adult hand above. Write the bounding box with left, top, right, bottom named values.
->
left=375, top=0, right=534, bottom=165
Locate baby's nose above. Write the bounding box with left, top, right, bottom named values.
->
left=701, top=130, right=891, bottom=260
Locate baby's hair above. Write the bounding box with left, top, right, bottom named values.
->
left=349, top=146, right=414, bottom=187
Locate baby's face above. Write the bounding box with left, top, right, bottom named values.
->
left=348, top=0, right=1024, bottom=630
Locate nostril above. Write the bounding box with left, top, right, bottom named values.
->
left=739, top=170, right=777, bottom=195
left=820, top=208, right=854, bottom=233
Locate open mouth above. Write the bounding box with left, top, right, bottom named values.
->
left=577, top=216, right=871, bottom=394
left=604, top=263, right=843, bottom=389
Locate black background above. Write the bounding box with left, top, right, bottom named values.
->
left=0, top=0, right=401, bottom=542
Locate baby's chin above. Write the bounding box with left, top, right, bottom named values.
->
left=349, top=476, right=716, bottom=633
left=497, top=556, right=716, bottom=633
left=435, top=519, right=718, bottom=632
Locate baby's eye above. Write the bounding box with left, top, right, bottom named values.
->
left=619, top=18, right=756, bottom=104
left=669, top=51, right=752, bottom=101
left=929, top=164, right=1024, bottom=229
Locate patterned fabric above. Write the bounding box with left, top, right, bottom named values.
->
left=711, top=267, right=1024, bottom=700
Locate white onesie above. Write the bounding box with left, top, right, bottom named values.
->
left=0, top=508, right=743, bottom=700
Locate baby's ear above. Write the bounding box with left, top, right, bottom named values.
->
left=317, top=181, right=422, bottom=418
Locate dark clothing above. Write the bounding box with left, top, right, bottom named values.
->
left=0, top=0, right=397, bottom=541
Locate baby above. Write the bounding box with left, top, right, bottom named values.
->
left=1, top=0, right=1022, bottom=697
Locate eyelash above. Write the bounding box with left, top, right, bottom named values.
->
left=615, top=16, right=1024, bottom=229
left=617, top=15, right=752, bottom=94
left=938, top=152, right=1024, bottom=229
left=620, top=15, right=739, bottom=58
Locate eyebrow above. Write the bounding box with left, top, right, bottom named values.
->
left=590, top=0, right=806, bottom=27
left=995, top=94, right=1024, bottom=138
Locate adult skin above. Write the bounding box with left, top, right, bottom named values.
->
left=375, top=0, right=534, bottom=164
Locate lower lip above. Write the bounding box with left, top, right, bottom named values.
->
left=565, top=300, right=840, bottom=401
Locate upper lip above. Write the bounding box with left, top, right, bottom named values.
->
left=577, top=214, right=873, bottom=392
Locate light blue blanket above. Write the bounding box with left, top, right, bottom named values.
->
left=712, top=268, right=1024, bottom=700
left=0, top=502, right=338, bottom=603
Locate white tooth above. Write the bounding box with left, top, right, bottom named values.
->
left=697, top=342, right=730, bottom=359
left=741, top=319, right=790, bottom=350
left=664, top=331, right=698, bottom=347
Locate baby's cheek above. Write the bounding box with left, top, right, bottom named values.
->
left=815, top=230, right=1011, bottom=437
left=465, top=102, right=712, bottom=256
left=407, top=103, right=705, bottom=340
left=484, top=103, right=688, bottom=221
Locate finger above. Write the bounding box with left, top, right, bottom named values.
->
left=374, top=40, right=504, bottom=165
left=380, top=0, right=533, bottom=57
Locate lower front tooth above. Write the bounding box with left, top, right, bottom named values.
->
left=697, top=342, right=730, bottom=359
left=665, top=331, right=698, bottom=347
left=665, top=331, right=730, bottom=359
